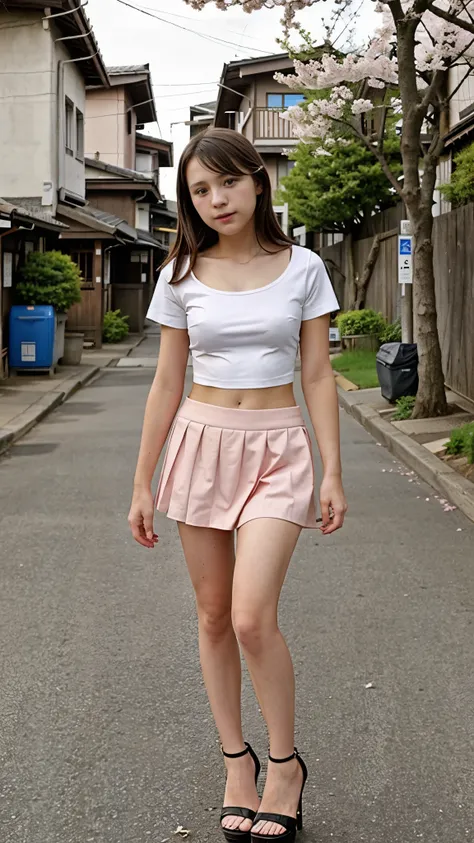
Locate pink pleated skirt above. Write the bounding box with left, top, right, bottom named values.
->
left=155, top=397, right=318, bottom=531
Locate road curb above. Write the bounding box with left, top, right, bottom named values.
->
left=0, top=366, right=100, bottom=456
left=338, top=388, right=474, bottom=523
left=334, top=371, right=359, bottom=391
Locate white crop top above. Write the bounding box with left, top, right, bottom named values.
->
left=146, top=245, right=339, bottom=389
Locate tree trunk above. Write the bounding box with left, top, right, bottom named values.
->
left=346, top=233, right=356, bottom=307
left=394, top=5, right=448, bottom=418
left=350, top=234, right=381, bottom=310
left=411, top=209, right=448, bottom=418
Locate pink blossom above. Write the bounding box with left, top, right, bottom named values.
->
left=186, top=0, right=474, bottom=144
left=352, top=99, right=374, bottom=115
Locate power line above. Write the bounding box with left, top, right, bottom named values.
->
left=115, top=0, right=273, bottom=56
left=131, top=1, right=269, bottom=41
left=0, top=69, right=55, bottom=75
left=0, top=19, right=40, bottom=30
left=153, top=88, right=217, bottom=99
left=0, top=91, right=53, bottom=100
left=152, top=81, right=217, bottom=87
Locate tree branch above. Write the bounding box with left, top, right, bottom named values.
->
left=351, top=234, right=382, bottom=309
left=378, top=105, right=388, bottom=154
left=459, top=0, right=474, bottom=27
left=446, top=64, right=474, bottom=104
left=420, top=68, right=446, bottom=111
left=428, top=3, right=474, bottom=34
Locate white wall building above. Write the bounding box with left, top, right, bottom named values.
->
left=0, top=1, right=108, bottom=215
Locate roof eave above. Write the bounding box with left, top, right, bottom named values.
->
left=54, top=1, right=108, bottom=86
left=108, top=70, right=156, bottom=123
left=86, top=179, right=162, bottom=202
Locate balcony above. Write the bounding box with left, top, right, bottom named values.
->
left=254, top=108, right=297, bottom=141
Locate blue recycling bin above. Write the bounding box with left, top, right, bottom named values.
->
left=9, top=305, right=56, bottom=373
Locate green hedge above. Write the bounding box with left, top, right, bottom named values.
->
left=336, top=309, right=386, bottom=339
left=380, top=319, right=402, bottom=344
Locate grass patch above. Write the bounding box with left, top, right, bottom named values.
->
left=331, top=350, right=379, bottom=389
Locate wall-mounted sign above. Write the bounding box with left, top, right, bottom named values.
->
left=398, top=236, right=413, bottom=285
left=3, top=252, right=13, bottom=288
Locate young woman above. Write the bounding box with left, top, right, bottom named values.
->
left=129, top=128, right=347, bottom=842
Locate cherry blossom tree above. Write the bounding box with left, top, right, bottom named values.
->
left=184, top=0, right=474, bottom=419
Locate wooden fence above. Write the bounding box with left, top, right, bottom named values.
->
left=320, top=202, right=474, bottom=403
left=433, top=203, right=474, bottom=403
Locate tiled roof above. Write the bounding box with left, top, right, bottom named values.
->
left=107, top=65, right=149, bottom=75
left=1, top=198, right=68, bottom=230
left=192, top=101, right=217, bottom=112
left=136, top=132, right=172, bottom=147
left=85, top=158, right=155, bottom=181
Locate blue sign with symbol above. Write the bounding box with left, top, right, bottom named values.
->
left=399, top=238, right=412, bottom=255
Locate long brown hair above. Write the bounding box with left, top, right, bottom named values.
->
left=162, top=127, right=294, bottom=284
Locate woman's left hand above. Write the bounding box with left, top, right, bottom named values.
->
left=319, top=474, right=347, bottom=535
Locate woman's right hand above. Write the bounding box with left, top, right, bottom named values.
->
left=128, top=486, right=159, bottom=549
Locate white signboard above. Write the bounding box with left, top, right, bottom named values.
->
left=21, top=342, right=36, bottom=362
left=398, top=235, right=413, bottom=285
left=3, top=252, right=13, bottom=288
left=329, top=327, right=340, bottom=342
left=400, top=220, right=412, bottom=235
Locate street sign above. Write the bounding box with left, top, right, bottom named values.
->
left=398, top=235, right=413, bottom=284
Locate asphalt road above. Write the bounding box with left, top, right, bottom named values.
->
left=0, top=344, right=473, bottom=843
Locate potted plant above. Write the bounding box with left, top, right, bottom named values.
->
left=336, top=309, right=386, bottom=352
left=16, top=250, right=82, bottom=365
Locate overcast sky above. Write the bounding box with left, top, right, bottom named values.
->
left=86, top=0, right=376, bottom=199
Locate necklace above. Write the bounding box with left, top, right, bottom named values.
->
left=206, top=247, right=265, bottom=266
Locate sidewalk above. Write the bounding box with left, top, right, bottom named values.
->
left=337, top=383, right=474, bottom=523
left=0, top=334, right=144, bottom=456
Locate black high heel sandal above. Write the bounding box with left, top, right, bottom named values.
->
left=250, top=748, right=308, bottom=842
left=220, top=742, right=261, bottom=842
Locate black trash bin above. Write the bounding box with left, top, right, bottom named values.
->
left=376, top=342, right=418, bottom=402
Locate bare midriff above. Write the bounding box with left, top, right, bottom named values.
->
left=188, top=382, right=298, bottom=410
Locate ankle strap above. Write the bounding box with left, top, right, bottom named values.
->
left=268, top=747, right=298, bottom=764
left=221, top=741, right=250, bottom=759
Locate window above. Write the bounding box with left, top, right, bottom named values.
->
left=267, top=93, right=305, bottom=109
left=76, top=109, right=84, bottom=160
left=65, top=97, right=74, bottom=154
left=127, top=110, right=132, bottom=135
left=70, top=250, right=94, bottom=289
left=277, top=158, right=296, bottom=184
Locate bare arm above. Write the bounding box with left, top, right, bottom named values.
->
left=300, top=314, right=347, bottom=534
left=129, top=325, right=189, bottom=546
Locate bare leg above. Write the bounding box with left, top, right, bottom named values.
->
left=232, top=518, right=305, bottom=837
left=178, top=523, right=259, bottom=833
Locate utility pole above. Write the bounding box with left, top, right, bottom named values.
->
left=399, top=220, right=414, bottom=343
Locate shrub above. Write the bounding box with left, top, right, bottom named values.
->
left=102, top=309, right=129, bottom=343
left=393, top=395, right=416, bottom=421
left=336, top=309, right=386, bottom=339
left=440, top=142, right=474, bottom=207
left=445, top=422, right=474, bottom=464
left=380, top=319, right=402, bottom=344
left=16, top=250, right=82, bottom=312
